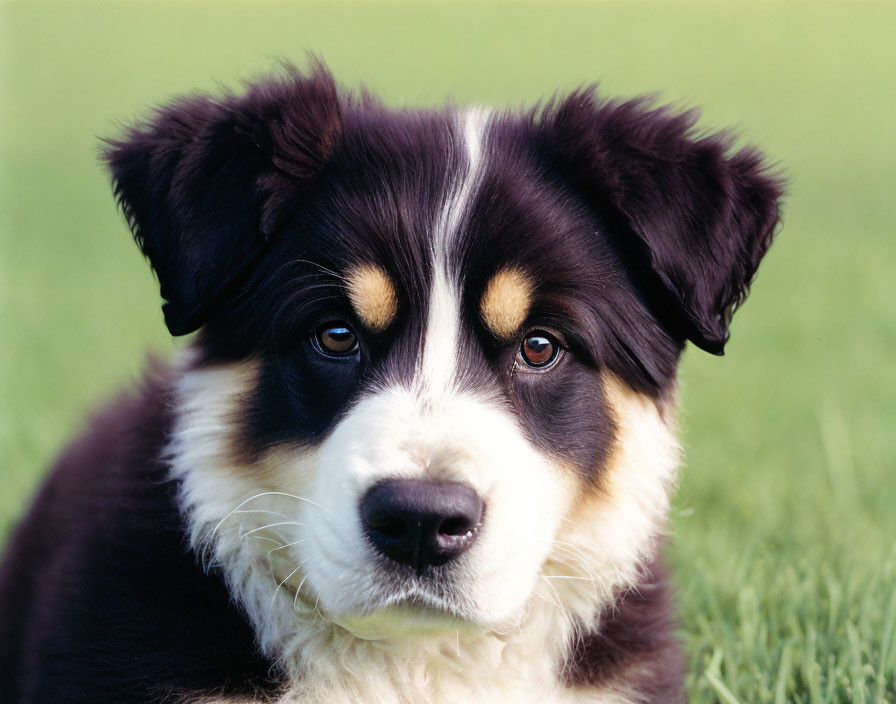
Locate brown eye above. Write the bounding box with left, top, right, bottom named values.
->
left=520, top=331, right=560, bottom=368
left=314, top=321, right=359, bottom=357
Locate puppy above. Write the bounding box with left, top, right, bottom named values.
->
left=0, top=63, right=782, bottom=703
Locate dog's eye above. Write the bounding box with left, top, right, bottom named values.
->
left=313, top=321, right=359, bottom=357
left=519, top=331, right=561, bottom=369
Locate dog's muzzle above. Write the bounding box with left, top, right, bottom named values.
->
left=360, top=479, right=483, bottom=576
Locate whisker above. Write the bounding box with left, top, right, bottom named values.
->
left=288, top=258, right=342, bottom=279
left=533, top=581, right=564, bottom=612
left=542, top=574, right=564, bottom=603
left=294, top=574, right=310, bottom=610
left=235, top=509, right=296, bottom=522
left=211, top=491, right=323, bottom=539
left=548, top=551, right=599, bottom=585
left=250, top=535, right=285, bottom=545
left=549, top=548, right=590, bottom=569
left=268, top=539, right=309, bottom=558
left=549, top=543, right=604, bottom=586
left=241, top=521, right=306, bottom=538
left=269, top=558, right=311, bottom=608
left=551, top=539, right=592, bottom=560
left=256, top=491, right=324, bottom=510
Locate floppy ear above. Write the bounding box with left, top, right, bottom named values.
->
left=542, top=90, right=784, bottom=354
left=104, top=64, right=342, bottom=336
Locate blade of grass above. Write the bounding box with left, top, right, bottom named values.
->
left=774, top=639, right=793, bottom=704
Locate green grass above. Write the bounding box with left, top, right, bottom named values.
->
left=1, top=2, right=894, bottom=701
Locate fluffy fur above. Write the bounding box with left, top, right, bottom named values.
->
left=0, top=62, right=783, bottom=703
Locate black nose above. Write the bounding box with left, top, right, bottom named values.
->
left=360, top=479, right=484, bottom=575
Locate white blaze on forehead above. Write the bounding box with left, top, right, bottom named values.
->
left=418, top=108, right=491, bottom=392
left=436, top=108, right=491, bottom=249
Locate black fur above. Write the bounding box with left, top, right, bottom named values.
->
left=564, top=556, right=684, bottom=702
left=104, top=61, right=342, bottom=336
left=0, top=366, right=282, bottom=702
left=539, top=91, right=783, bottom=354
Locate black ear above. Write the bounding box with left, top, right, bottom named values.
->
left=104, top=63, right=342, bottom=336
left=542, top=90, right=784, bottom=354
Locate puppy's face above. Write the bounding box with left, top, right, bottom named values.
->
left=107, top=66, right=781, bottom=646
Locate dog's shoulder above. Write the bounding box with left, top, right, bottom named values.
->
left=0, top=362, right=280, bottom=703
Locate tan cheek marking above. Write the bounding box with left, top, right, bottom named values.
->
left=573, top=373, right=680, bottom=508
left=208, top=360, right=320, bottom=480
left=203, top=360, right=268, bottom=471
left=550, top=373, right=679, bottom=598
left=480, top=268, right=534, bottom=340
left=346, top=264, right=398, bottom=332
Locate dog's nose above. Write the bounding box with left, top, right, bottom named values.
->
left=360, top=479, right=483, bottom=575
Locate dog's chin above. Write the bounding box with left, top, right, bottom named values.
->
left=288, top=574, right=516, bottom=641
left=326, top=601, right=473, bottom=641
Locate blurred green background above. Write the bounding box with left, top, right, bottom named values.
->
left=1, top=2, right=894, bottom=701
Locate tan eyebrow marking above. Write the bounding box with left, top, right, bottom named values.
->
left=345, top=263, right=399, bottom=332
left=480, top=268, right=534, bottom=340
